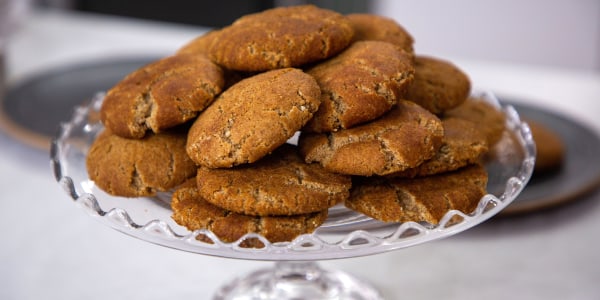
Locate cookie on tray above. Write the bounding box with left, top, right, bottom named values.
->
left=444, top=96, right=506, bottom=147
left=86, top=129, right=197, bottom=197
left=405, top=55, right=471, bottom=115
left=387, top=118, right=489, bottom=178
left=525, top=118, right=565, bottom=173
left=196, top=144, right=351, bottom=216
left=299, top=100, right=444, bottom=176
left=186, top=68, right=321, bottom=168
left=100, top=54, right=225, bottom=139
left=202, top=5, right=354, bottom=72
left=346, top=164, right=488, bottom=224
left=171, top=179, right=328, bottom=247
left=346, top=13, right=414, bottom=56
left=302, top=41, right=415, bottom=133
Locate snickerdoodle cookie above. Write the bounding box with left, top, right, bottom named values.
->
left=195, top=144, right=351, bottom=216
left=186, top=68, right=321, bottom=168
left=299, top=100, right=444, bottom=176
left=405, top=55, right=471, bottom=115
left=201, top=5, right=354, bottom=72
left=346, top=164, right=488, bottom=224
left=387, top=118, right=489, bottom=178
left=100, top=54, right=224, bottom=139
left=171, top=179, right=328, bottom=246
left=86, top=129, right=196, bottom=197
left=525, top=118, right=565, bottom=173
left=444, top=96, right=507, bottom=147
left=346, top=13, right=414, bottom=56
left=302, top=40, right=415, bottom=133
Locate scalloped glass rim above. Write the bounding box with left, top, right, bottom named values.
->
left=50, top=90, right=535, bottom=261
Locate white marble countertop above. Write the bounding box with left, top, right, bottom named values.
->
left=1, top=9, right=600, bottom=300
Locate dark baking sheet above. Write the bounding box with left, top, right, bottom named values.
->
left=499, top=101, right=600, bottom=215
left=0, top=56, right=160, bottom=149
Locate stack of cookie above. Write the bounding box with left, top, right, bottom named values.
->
left=86, top=5, right=507, bottom=245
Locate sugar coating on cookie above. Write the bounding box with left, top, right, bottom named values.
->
left=86, top=129, right=197, bottom=197
left=204, top=5, right=354, bottom=71
left=406, top=55, right=471, bottom=115
left=186, top=68, right=321, bottom=168
left=100, top=54, right=224, bottom=139
left=346, top=164, right=488, bottom=224
left=388, top=118, right=489, bottom=178
left=346, top=13, right=414, bottom=56
left=299, top=100, right=444, bottom=176
left=303, top=41, right=415, bottom=133
left=171, top=179, right=328, bottom=246
left=195, top=144, right=351, bottom=216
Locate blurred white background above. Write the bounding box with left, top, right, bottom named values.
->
left=28, top=0, right=600, bottom=72
left=371, top=0, right=600, bottom=72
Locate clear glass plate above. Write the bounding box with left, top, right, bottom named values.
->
left=50, top=90, right=535, bottom=261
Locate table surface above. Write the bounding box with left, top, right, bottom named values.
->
left=1, top=9, right=600, bottom=300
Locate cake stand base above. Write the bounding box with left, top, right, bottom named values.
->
left=213, top=261, right=383, bottom=300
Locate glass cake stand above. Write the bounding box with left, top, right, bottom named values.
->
left=51, top=90, right=535, bottom=300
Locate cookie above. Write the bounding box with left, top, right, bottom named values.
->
left=86, top=129, right=197, bottom=197
left=525, top=118, right=565, bottom=173
left=100, top=54, right=224, bottom=139
left=176, top=29, right=220, bottom=56
left=302, top=40, right=415, bottom=133
left=346, top=13, right=414, bottom=56
left=171, top=179, right=328, bottom=247
left=299, top=100, right=444, bottom=176
left=186, top=68, right=321, bottom=168
left=405, top=56, right=471, bottom=115
left=388, top=118, right=489, bottom=178
left=346, top=164, right=488, bottom=224
left=196, top=144, right=351, bottom=216
left=203, top=5, right=354, bottom=72
left=444, top=96, right=506, bottom=146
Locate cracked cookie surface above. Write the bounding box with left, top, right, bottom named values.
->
left=195, top=144, right=351, bottom=216
left=346, top=164, right=488, bottom=224
left=186, top=68, right=321, bottom=168
left=171, top=179, right=328, bottom=246
left=100, top=54, right=224, bottom=139
left=303, top=41, right=415, bottom=133
left=201, top=5, right=354, bottom=72
left=299, top=100, right=444, bottom=176
left=86, top=129, right=197, bottom=197
left=387, top=118, right=489, bottom=178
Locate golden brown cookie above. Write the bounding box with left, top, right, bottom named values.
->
left=302, top=40, right=415, bottom=133
left=388, top=118, right=489, bottom=178
left=186, top=68, right=321, bottom=168
left=100, top=54, right=224, bottom=139
left=176, top=29, right=220, bottom=56
left=346, top=13, right=414, bottom=56
left=405, top=55, right=471, bottom=115
left=171, top=179, right=328, bottom=247
left=203, top=5, right=354, bottom=72
left=346, top=164, right=488, bottom=224
left=86, top=129, right=197, bottom=197
left=525, top=118, right=565, bottom=173
left=196, top=144, right=351, bottom=216
left=444, top=96, right=506, bottom=147
left=299, top=100, right=444, bottom=176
